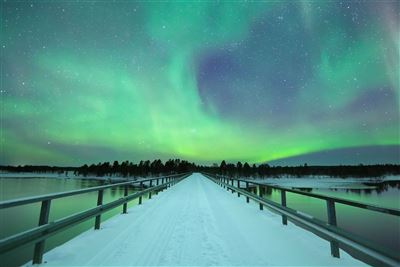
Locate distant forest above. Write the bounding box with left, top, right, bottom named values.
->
left=1, top=159, right=399, bottom=178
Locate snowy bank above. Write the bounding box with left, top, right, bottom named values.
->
left=249, top=175, right=400, bottom=189
left=0, top=171, right=145, bottom=182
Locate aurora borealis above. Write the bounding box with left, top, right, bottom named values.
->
left=1, top=1, right=399, bottom=166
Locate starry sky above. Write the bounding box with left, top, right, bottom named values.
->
left=1, top=1, right=399, bottom=166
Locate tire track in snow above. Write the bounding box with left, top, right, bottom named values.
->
left=84, top=181, right=186, bottom=265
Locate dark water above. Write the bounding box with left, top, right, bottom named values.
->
left=255, top=181, right=400, bottom=257
left=0, top=177, right=147, bottom=267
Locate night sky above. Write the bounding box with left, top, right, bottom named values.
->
left=1, top=1, right=399, bottom=166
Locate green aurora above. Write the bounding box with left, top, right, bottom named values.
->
left=1, top=1, right=399, bottom=165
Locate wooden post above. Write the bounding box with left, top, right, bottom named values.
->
left=160, top=178, right=164, bottom=192
left=327, top=199, right=340, bottom=258
left=123, top=185, right=128, bottom=214
left=94, top=190, right=104, bottom=229
left=237, top=180, right=240, bottom=197
left=281, top=190, right=287, bottom=225
left=149, top=180, right=153, bottom=199
left=139, top=182, right=143, bottom=205
left=32, top=199, right=51, bottom=264
left=258, top=185, right=263, bottom=210
left=245, top=182, right=250, bottom=203
left=155, top=179, right=159, bottom=195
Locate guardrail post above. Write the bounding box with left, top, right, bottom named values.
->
left=281, top=189, right=287, bottom=225
left=139, top=182, right=143, bottom=204
left=245, top=182, right=250, bottom=203
left=237, top=180, right=240, bottom=197
left=123, top=185, right=128, bottom=214
left=94, top=190, right=104, bottom=229
left=149, top=180, right=153, bottom=199
left=155, top=178, right=159, bottom=195
left=258, top=185, right=263, bottom=210
left=32, top=199, right=51, bottom=264
left=327, top=199, right=340, bottom=258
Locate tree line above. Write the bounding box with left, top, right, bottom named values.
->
left=202, top=161, right=400, bottom=178
left=1, top=159, right=399, bottom=178
left=75, top=159, right=196, bottom=177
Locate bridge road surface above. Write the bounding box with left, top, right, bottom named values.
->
left=35, top=173, right=364, bottom=266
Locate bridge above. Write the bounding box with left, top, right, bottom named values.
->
left=0, top=173, right=399, bottom=266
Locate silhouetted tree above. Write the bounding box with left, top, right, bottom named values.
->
left=220, top=160, right=227, bottom=175
left=112, top=161, right=119, bottom=174
left=237, top=162, right=243, bottom=176
left=243, top=162, right=251, bottom=177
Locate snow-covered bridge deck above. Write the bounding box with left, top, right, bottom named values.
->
left=37, top=173, right=363, bottom=266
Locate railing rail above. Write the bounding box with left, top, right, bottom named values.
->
left=211, top=174, right=400, bottom=216
left=0, top=172, right=190, bottom=264
left=243, top=178, right=399, bottom=216
left=0, top=173, right=184, bottom=209
left=202, top=172, right=400, bottom=267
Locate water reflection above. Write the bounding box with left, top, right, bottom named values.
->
left=257, top=180, right=400, bottom=254
left=297, top=188, right=312, bottom=192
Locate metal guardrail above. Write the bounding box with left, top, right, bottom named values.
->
left=0, top=172, right=190, bottom=264
left=202, top=172, right=400, bottom=267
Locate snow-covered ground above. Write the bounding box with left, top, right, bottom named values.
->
left=0, top=171, right=143, bottom=182
left=29, top=173, right=364, bottom=266
left=0, top=172, right=72, bottom=179
left=3, top=171, right=398, bottom=190
left=250, top=175, right=400, bottom=189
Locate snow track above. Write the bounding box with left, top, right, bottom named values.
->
left=36, top=173, right=364, bottom=266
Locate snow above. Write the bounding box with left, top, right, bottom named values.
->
left=0, top=172, right=71, bottom=179
left=3, top=171, right=397, bottom=190
left=0, top=171, right=144, bottom=182
left=2, top=171, right=398, bottom=190
left=250, top=175, right=400, bottom=189
left=29, top=173, right=364, bottom=266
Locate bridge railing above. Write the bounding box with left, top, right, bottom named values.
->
left=0, top=172, right=190, bottom=264
left=202, top=172, right=400, bottom=266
